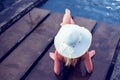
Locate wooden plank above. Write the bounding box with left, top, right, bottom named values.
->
left=0, top=0, right=46, bottom=30
left=89, top=23, right=120, bottom=80
left=25, top=13, right=63, bottom=80
left=0, top=13, right=62, bottom=80
left=0, top=0, right=34, bottom=28
left=75, top=17, right=96, bottom=31
left=68, top=17, right=96, bottom=80
left=111, top=51, right=120, bottom=80
left=0, top=8, right=49, bottom=60
left=26, top=46, right=57, bottom=80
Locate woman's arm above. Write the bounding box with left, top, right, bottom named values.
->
left=82, top=50, right=95, bottom=73
left=54, top=56, right=60, bottom=75
left=49, top=51, right=61, bottom=75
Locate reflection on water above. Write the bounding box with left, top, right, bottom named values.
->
left=40, top=0, right=120, bottom=25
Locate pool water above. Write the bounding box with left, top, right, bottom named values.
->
left=40, top=0, right=120, bottom=25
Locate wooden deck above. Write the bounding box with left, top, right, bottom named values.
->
left=0, top=8, right=120, bottom=80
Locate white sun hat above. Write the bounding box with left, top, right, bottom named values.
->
left=54, top=24, right=92, bottom=58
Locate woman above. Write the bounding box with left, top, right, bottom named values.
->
left=49, top=9, right=95, bottom=75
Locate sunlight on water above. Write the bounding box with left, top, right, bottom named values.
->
left=116, top=0, right=120, bottom=1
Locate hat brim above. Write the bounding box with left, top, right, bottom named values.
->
left=54, top=24, right=92, bottom=58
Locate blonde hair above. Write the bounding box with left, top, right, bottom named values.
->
left=64, top=57, right=78, bottom=66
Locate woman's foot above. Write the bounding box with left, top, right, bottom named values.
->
left=65, top=9, right=75, bottom=24
left=65, top=8, right=71, bottom=15
left=49, top=52, right=56, bottom=60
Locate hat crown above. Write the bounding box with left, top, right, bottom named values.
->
left=64, top=31, right=81, bottom=47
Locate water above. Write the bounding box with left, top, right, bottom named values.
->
left=40, top=0, right=120, bottom=25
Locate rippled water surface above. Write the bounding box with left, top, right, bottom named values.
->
left=41, top=0, right=120, bottom=25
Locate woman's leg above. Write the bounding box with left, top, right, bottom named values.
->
left=49, top=51, right=61, bottom=75
left=60, top=9, right=75, bottom=26
left=82, top=50, right=95, bottom=73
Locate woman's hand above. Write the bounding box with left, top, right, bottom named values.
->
left=49, top=51, right=59, bottom=60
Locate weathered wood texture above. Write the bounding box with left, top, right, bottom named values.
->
left=75, top=17, right=96, bottom=31
left=0, top=8, right=50, bottom=80
left=0, top=0, right=45, bottom=28
left=0, top=8, right=49, bottom=60
left=89, top=23, right=120, bottom=80
left=111, top=51, right=120, bottom=80
left=26, top=46, right=56, bottom=80
left=25, top=13, right=63, bottom=80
